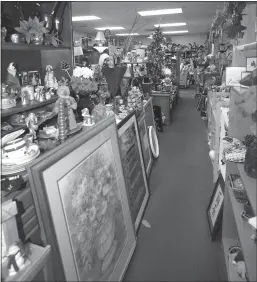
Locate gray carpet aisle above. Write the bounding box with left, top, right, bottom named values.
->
left=124, top=87, right=227, bottom=281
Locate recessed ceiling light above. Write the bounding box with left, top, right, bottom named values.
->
left=163, top=30, right=189, bottom=34
left=95, top=27, right=125, bottom=31
left=138, top=8, right=182, bottom=16
left=116, top=33, right=139, bottom=36
left=154, top=23, right=186, bottom=28
left=72, top=16, right=101, bottom=21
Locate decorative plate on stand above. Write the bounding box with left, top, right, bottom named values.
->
left=148, top=126, right=159, bottom=158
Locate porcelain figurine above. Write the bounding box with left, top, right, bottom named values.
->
left=5, top=62, right=20, bottom=91
left=82, top=108, right=94, bottom=126
left=25, top=113, right=38, bottom=141
left=34, top=86, right=44, bottom=101
left=20, top=88, right=30, bottom=106
left=54, top=85, right=77, bottom=131
left=44, top=65, right=58, bottom=90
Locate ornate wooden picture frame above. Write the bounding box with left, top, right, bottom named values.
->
left=27, top=116, right=136, bottom=281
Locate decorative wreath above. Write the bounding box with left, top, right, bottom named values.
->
left=148, top=126, right=159, bottom=158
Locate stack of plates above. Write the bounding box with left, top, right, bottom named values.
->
left=2, top=145, right=40, bottom=175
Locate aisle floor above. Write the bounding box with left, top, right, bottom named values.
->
left=124, top=87, right=228, bottom=281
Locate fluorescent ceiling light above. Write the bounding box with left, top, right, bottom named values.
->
left=95, top=26, right=125, bottom=30
left=72, top=16, right=101, bottom=21
left=154, top=22, right=186, bottom=27
left=116, top=33, right=139, bottom=36
left=138, top=8, right=182, bottom=16
left=163, top=30, right=188, bottom=34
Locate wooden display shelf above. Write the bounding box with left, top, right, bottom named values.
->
left=3, top=243, right=51, bottom=282
left=1, top=42, right=70, bottom=51
left=237, top=164, right=257, bottom=215
left=226, top=163, right=257, bottom=282
left=2, top=97, right=58, bottom=118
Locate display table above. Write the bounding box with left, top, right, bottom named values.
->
left=150, top=91, right=173, bottom=125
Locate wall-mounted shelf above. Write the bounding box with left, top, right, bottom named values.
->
left=1, top=96, right=58, bottom=118
left=1, top=42, right=71, bottom=51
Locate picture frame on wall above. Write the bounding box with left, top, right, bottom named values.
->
left=137, top=114, right=153, bottom=178
left=246, top=57, right=257, bottom=72
left=27, top=116, right=136, bottom=282
left=117, top=112, right=149, bottom=232
left=225, top=67, right=246, bottom=87
left=206, top=173, right=225, bottom=241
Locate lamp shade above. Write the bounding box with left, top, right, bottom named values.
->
left=95, top=31, right=106, bottom=42
left=74, top=46, right=83, bottom=56
left=93, top=46, right=108, bottom=53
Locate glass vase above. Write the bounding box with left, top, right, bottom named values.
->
left=31, top=34, right=44, bottom=45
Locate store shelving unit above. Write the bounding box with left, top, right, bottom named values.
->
left=221, top=86, right=257, bottom=282
left=206, top=91, right=230, bottom=183
left=1, top=2, right=73, bottom=281
left=208, top=4, right=257, bottom=280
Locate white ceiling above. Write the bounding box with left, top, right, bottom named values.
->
left=72, top=1, right=224, bottom=37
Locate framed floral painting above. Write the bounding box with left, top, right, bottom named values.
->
left=137, top=114, right=153, bottom=178
left=27, top=116, right=136, bottom=281
left=117, top=112, right=149, bottom=232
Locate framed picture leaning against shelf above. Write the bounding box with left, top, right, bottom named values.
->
left=117, top=112, right=149, bottom=233
left=137, top=113, right=153, bottom=178
left=27, top=115, right=136, bottom=282
left=206, top=173, right=225, bottom=241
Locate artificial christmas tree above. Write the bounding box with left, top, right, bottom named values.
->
left=147, top=27, right=167, bottom=90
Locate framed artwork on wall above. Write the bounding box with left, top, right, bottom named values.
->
left=117, top=112, right=149, bottom=232
left=206, top=173, right=225, bottom=241
left=137, top=114, right=153, bottom=178
left=241, top=72, right=250, bottom=80
left=225, top=67, right=246, bottom=86
left=246, top=57, right=257, bottom=72
left=27, top=116, right=136, bottom=282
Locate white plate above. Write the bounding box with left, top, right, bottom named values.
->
left=2, top=146, right=39, bottom=165
left=2, top=150, right=40, bottom=175
left=148, top=126, right=159, bottom=158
